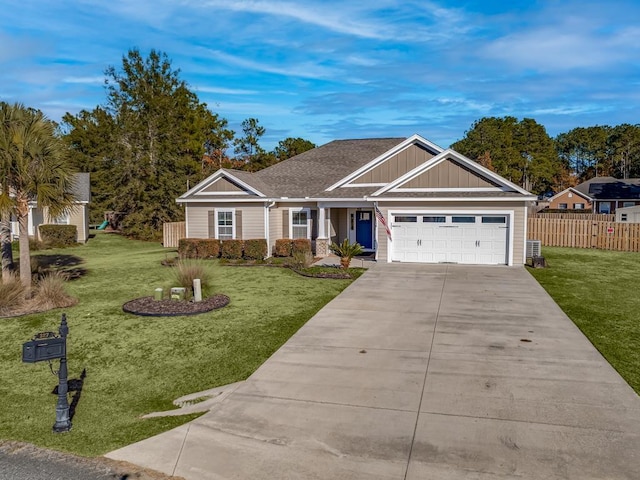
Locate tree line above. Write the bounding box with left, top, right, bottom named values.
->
left=451, top=117, right=640, bottom=195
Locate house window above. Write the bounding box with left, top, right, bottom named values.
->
left=621, top=214, right=628, bottom=221
left=598, top=202, right=611, bottom=214
left=558, top=203, right=568, bottom=210
left=573, top=203, right=585, bottom=210
left=52, top=213, right=70, bottom=225
left=623, top=202, right=635, bottom=208
left=290, top=208, right=310, bottom=239
left=216, top=209, right=234, bottom=240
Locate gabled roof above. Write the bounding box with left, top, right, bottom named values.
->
left=574, top=177, right=640, bottom=200
left=178, top=135, right=534, bottom=202
left=371, top=149, right=531, bottom=197
left=548, top=186, right=592, bottom=202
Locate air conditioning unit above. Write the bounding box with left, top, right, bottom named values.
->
left=526, top=240, right=541, bottom=258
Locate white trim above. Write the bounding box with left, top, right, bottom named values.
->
left=522, top=205, right=528, bottom=265
left=289, top=207, right=311, bottom=240
left=214, top=207, right=236, bottom=240
left=264, top=202, right=270, bottom=256
left=366, top=196, right=537, bottom=202
left=325, top=134, right=444, bottom=191
left=341, top=183, right=386, bottom=188
left=185, top=205, right=190, bottom=238
left=386, top=208, right=515, bottom=266
left=372, top=149, right=531, bottom=197
left=197, top=191, right=250, bottom=196
left=391, top=187, right=505, bottom=193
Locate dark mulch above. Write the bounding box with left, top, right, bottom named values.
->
left=291, top=268, right=352, bottom=279
left=123, top=294, right=230, bottom=317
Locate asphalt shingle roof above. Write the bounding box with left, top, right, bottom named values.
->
left=574, top=176, right=640, bottom=199
left=253, top=138, right=405, bottom=198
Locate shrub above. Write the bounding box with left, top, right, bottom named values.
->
left=291, top=250, right=314, bottom=269
left=292, top=238, right=312, bottom=255
left=243, top=239, right=268, bottom=260
left=274, top=239, right=293, bottom=257
left=39, top=225, right=77, bottom=248
left=172, top=260, right=211, bottom=299
left=0, top=274, right=25, bottom=314
left=32, top=271, right=76, bottom=310
left=178, top=238, right=220, bottom=259
left=220, top=239, right=244, bottom=259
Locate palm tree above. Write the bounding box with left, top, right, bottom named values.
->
left=0, top=102, right=75, bottom=295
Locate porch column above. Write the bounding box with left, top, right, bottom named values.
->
left=315, top=207, right=329, bottom=257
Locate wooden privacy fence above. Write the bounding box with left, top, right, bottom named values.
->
left=528, top=218, right=640, bottom=252
left=530, top=212, right=615, bottom=221
left=163, top=221, right=186, bottom=248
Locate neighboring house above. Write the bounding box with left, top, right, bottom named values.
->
left=616, top=205, right=640, bottom=223
left=177, top=135, right=536, bottom=266
left=10, top=172, right=91, bottom=243
left=573, top=176, right=640, bottom=214
left=547, top=187, right=593, bottom=210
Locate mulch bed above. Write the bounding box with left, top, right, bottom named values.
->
left=123, top=294, right=230, bottom=317
left=291, top=268, right=352, bottom=279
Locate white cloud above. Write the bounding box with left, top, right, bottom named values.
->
left=63, top=76, right=104, bottom=84
left=194, top=86, right=258, bottom=95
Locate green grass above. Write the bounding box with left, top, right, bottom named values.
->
left=0, top=232, right=354, bottom=456
left=528, top=247, right=640, bottom=393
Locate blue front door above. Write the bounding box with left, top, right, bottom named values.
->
left=355, top=211, right=373, bottom=249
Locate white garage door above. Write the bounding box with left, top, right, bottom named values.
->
left=391, top=214, right=509, bottom=265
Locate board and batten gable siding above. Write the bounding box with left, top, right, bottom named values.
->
left=351, top=144, right=435, bottom=184
left=201, top=177, right=249, bottom=194
left=401, top=158, right=499, bottom=189
left=375, top=201, right=527, bottom=264
left=186, top=202, right=265, bottom=239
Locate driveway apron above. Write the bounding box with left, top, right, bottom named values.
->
left=107, top=264, right=640, bottom=479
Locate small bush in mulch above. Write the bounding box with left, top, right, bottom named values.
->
left=122, top=294, right=230, bottom=317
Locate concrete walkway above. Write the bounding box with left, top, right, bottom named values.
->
left=107, top=264, right=640, bottom=479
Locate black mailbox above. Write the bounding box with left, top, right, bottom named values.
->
left=22, top=334, right=66, bottom=363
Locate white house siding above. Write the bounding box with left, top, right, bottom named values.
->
left=186, top=202, right=266, bottom=240
left=376, top=201, right=527, bottom=265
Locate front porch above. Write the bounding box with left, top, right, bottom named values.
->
left=314, top=205, right=377, bottom=259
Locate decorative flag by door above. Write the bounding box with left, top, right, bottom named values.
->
left=374, top=205, right=392, bottom=240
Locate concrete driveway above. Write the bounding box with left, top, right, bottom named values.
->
left=107, top=264, right=640, bottom=479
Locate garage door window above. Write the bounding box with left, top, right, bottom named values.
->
left=452, top=216, right=476, bottom=223
left=423, top=216, right=446, bottom=223
left=481, top=216, right=506, bottom=224
left=395, top=216, right=417, bottom=222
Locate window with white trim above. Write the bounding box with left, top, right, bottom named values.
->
left=573, top=203, right=585, bottom=210
left=290, top=208, right=310, bottom=239
left=216, top=209, right=234, bottom=240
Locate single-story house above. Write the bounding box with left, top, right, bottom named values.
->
left=547, top=187, right=592, bottom=210
left=573, top=177, right=640, bottom=214
left=616, top=204, right=640, bottom=223
left=177, top=135, right=536, bottom=266
left=10, top=172, right=91, bottom=243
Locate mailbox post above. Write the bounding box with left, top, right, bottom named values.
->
left=22, top=314, right=72, bottom=433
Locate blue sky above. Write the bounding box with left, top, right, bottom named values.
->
left=1, top=0, right=639, bottom=151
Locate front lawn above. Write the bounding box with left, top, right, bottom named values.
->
left=528, top=247, right=640, bottom=394
left=0, top=232, right=355, bottom=456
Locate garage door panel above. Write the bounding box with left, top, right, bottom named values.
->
left=391, top=213, right=509, bottom=265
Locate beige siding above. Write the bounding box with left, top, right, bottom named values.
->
left=42, top=204, right=88, bottom=243
left=376, top=201, right=527, bottom=265
left=186, top=202, right=265, bottom=239
left=329, top=208, right=348, bottom=243
left=352, top=145, right=435, bottom=184
left=402, top=159, right=497, bottom=189
left=269, top=206, right=283, bottom=255
left=201, top=178, right=248, bottom=194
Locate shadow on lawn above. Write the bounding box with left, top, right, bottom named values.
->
left=51, top=368, right=86, bottom=421
left=33, top=254, right=88, bottom=280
